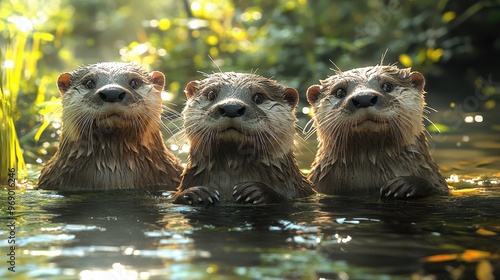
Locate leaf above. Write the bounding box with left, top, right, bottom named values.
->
left=476, top=260, right=495, bottom=280
left=460, top=250, right=492, bottom=262
left=427, top=48, right=444, bottom=62
left=399, top=54, right=412, bottom=67
left=427, top=123, right=450, bottom=133
left=421, top=253, right=459, bottom=262
left=485, top=100, right=496, bottom=110
left=36, top=32, right=55, bottom=42
left=442, top=11, right=456, bottom=23
left=422, top=249, right=499, bottom=264
left=476, top=228, right=497, bottom=236
left=34, top=119, right=50, bottom=142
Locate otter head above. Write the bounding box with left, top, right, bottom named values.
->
left=183, top=72, right=299, bottom=160
left=57, top=62, right=165, bottom=141
left=307, top=65, right=426, bottom=151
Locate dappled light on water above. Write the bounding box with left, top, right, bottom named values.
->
left=1, top=188, right=498, bottom=279
left=1, top=1, right=499, bottom=279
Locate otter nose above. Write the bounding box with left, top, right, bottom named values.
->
left=351, top=93, right=378, bottom=108
left=99, top=88, right=126, bottom=103
left=219, top=103, right=246, bottom=118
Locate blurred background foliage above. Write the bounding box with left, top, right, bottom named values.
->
left=1, top=0, right=499, bottom=183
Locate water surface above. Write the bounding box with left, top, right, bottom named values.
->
left=1, top=186, right=499, bottom=279
left=2, top=100, right=499, bottom=279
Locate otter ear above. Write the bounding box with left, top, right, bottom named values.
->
left=410, top=71, right=425, bottom=92
left=57, top=73, right=72, bottom=95
left=306, top=85, right=321, bottom=105
left=282, top=87, right=299, bottom=109
left=149, top=71, right=166, bottom=91
left=185, top=81, right=199, bottom=99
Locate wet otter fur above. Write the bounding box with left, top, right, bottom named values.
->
left=174, top=72, right=314, bottom=205
left=306, top=65, right=449, bottom=198
left=38, top=62, right=182, bottom=191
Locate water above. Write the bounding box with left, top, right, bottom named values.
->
left=2, top=101, right=500, bottom=279
left=1, top=185, right=499, bottom=279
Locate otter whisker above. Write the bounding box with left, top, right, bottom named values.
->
left=424, top=105, right=438, bottom=113
left=306, top=64, right=448, bottom=197
left=38, top=62, right=182, bottom=191
left=174, top=72, right=314, bottom=204
left=423, top=116, right=440, bottom=136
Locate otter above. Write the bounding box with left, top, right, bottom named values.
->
left=173, top=72, right=315, bottom=205
left=306, top=65, right=449, bottom=198
left=38, top=62, right=182, bottom=191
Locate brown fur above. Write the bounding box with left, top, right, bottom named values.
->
left=38, top=62, right=182, bottom=191
left=174, top=72, right=314, bottom=205
left=307, top=65, right=449, bottom=198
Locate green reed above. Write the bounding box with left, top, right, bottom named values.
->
left=0, top=16, right=56, bottom=184
left=0, top=31, right=28, bottom=183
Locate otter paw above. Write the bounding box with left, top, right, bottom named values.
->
left=233, top=182, right=283, bottom=204
left=380, top=176, right=435, bottom=199
left=174, top=186, right=220, bottom=205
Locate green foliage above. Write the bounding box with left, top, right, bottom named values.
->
left=114, top=0, right=499, bottom=99
left=0, top=0, right=69, bottom=182
left=0, top=31, right=28, bottom=182
left=0, top=24, right=32, bottom=182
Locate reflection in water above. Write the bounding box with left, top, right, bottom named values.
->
left=11, top=191, right=176, bottom=279
left=1, top=189, right=498, bottom=279
left=4, top=75, right=496, bottom=279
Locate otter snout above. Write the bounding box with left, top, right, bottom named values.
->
left=98, top=87, right=127, bottom=103
left=215, top=101, right=247, bottom=118
left=351, top=92, right=379, bottom=108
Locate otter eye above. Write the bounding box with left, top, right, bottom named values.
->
left=334, top=88, right=347, bottom=99
left=207, top=90, right=217, bottom=101
left=130, top=79, right=140, bottom=89
left=84, top=79, right=95, bottom=89
left=381, top=82, right=393, bottom=93
left=252, top=93, right=264, bottom=104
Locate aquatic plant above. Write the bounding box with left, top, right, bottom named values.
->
left=0, top=1, right=58, bottom=183
left=0, top=31, right=28, bottom=183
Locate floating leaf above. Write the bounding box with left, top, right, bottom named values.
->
left=485, top=100, right=496, bottom=110
left=476, top=260, right=495, bottom=280
left=421, top=250, right=500, bottom=263
left=460, top=250, right=493, bottom=262
left=476, top=228, right=497, bottom=236
left=421, top=253, right=458, bottom=262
